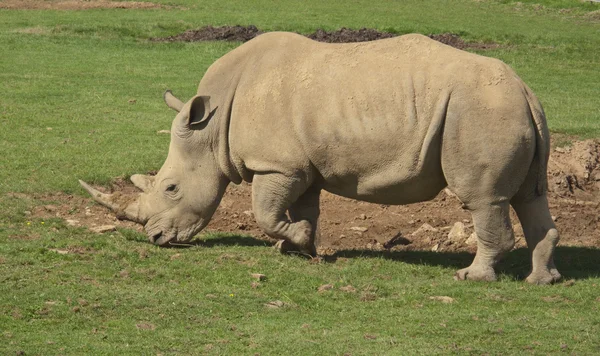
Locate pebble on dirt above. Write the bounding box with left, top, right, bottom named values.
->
left=90, top=225, right=116, bottom=233
left=412, top=223, right=438, bottom=236
left=447, top=222, right=469, bottom=243
left=251, top=273, right=266, bottom=281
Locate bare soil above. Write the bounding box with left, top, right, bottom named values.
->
left=30, top=138, right=600, bottom=254
left=152, top=25, right=500, bottom=50
left=0, top=0, right=165, bottom=10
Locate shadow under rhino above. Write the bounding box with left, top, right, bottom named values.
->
left=325, top=246, right=600, bottom=281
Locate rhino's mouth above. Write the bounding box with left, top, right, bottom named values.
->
left=150, top=232, right=173, bottom=246
left=146, top=219, right=208, bottom=247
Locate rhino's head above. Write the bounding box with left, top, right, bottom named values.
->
left=80, top=91, right=230, bottom=246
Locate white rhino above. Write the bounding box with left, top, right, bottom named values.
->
left=80, top=32, right=561, bottom=284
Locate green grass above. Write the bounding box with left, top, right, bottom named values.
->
left=1, top=0, right=600, bottom=354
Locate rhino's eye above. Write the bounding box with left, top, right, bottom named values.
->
left=165, top=184, right=178, bottom=192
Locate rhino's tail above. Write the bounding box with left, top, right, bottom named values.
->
left=524, top=84, right=550, bottom=196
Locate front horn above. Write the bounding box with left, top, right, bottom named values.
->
left=78, top=180, right=144, bottom=224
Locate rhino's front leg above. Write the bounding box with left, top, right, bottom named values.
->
left=251, top=173, right=316, bottom=256
left=287, top=186, right=321, bottom=255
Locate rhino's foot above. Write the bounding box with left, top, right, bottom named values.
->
left=454, top=265, right=497, bottom=282
left=274, top=239, right=316, bottom=257
left=525, top=269, right=562, bottom=285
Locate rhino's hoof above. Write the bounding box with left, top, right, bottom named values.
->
left=274, top=239, right=315, bottom=257
left=525, top=270, right=562, bottom=285
left=454, top=266, right=497, bottom=282
left=274, top=239, right=296, bottom=254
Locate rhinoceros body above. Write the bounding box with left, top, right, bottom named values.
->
left=81, top=32, right=561, bottom=284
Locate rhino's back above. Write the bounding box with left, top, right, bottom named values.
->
left=218, top=33, right=529, bottom=204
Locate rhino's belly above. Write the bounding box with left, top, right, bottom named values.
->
left=319, top=160, right=447, bottom=205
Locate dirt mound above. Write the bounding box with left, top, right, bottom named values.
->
left=29, top=139, right=600, bottom=254
left=151, top=25, right=499, bottom=50
left=0, top=0, right=164, bottom=10
left=548, top=140, right=600, bottom=199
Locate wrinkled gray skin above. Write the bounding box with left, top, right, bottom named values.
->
left=81, top=32, right=561, bottom=284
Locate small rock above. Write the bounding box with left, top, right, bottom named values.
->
left=411, top=223, right=438, bottom=236
left=157, top=130, right=170, bottom=134
left=357, top=214, right=367, bottom=220
left=350, top=226, right=368, bottom=233
left=431, top=243, right=439, bottom=252
left=364, top=334, right=377, bottom=340
left=339, top=285, right=357, bottom=293
left=236, top=222, right=247, bottom=230
left=465, top=233, right=478, bottom=245
left=318, top=284, right=334, bottom=292
left=250, top=273, right=266, bottom=281
left=309, top=256, right=324, bottom=264
left=170, top=253, right=182, bottom=260
left=429, top=296, right=455, bottom=303
left=243, top=210, right=253, bottom=216
left=360, top=292, right=377, bottom=301
left=447, top=222, right=469, bottom=243
left=66, top=219, right=79, bottom=227
left=43, top=205, right=57, bottom=212
left=264, top=300, right=285, bottom=308
left=136, top=322, right=156, bottom=330
left=443, top=188, right=457, bottom=198
left=90, top=225, right=116, bottom=233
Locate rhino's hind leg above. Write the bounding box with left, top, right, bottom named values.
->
left=251, top=173, right=316, bottom=256
left=511, top=194, right=561, bottom=285
left=454, top=201, right=515, bottom=282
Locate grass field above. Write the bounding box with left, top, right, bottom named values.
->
left=1, top=0, right=600, bottom=354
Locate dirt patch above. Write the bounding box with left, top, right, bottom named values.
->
left=428, top=33, right=500, bottom=50
left=30, top=177, right=142, bottom=236
left=306, top=27, right=396, bottom=43
left=583, top=9, right=600, bottom=22
left=29, top=138, right=600, bottom=254
left=0, top=0, right=165, bottom=10
left=151, top=25, right=500, bottom=50
left=157, top=25, right=263, bottom=43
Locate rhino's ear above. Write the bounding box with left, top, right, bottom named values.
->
left=130, top=174, right=155, bottom=192
left=187, top=95, right=213, bottom=127
left=164, top=90, right=184, bottom=112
